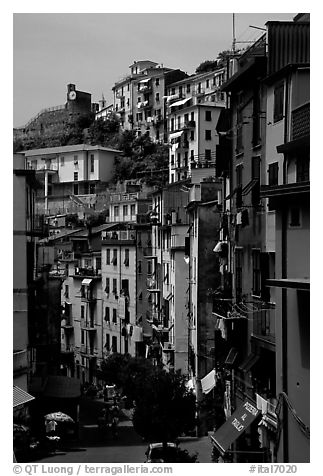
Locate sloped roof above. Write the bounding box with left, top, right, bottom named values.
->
left=22, top=144, right=122, bottom=156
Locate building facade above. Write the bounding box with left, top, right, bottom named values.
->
left=23, top=144, right=121, bottom=215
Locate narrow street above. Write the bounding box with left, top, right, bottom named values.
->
left=36, top=396, right=213, bottom=463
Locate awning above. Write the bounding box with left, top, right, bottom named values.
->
left=211, top=400, right=260, bottom=453
left=169, top=131, right=184, bottom=140
left=82, top=278, right=93, bottom=286
left=170, top=97, right=192, bottom=108
left=165, top=292, right=174, bottom=301
left=242, top=179, right=259, bottom=196
left=139, top=78, right=150, bottom=83
left=13, top=386, right=35, bottom=408
left=239, top=353, right=260, bottom=372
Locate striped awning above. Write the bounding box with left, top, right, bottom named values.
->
left=170, top=97, right=192, bottom=108
left=13, top=386, right=35, bottom=408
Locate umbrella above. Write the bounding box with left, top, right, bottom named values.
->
left=44, top=412, right=74, bottom=423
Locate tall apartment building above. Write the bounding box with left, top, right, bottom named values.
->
left=149, top=182, right=190, bottom=373
left=23, top=144, right=122, bottom=215
left=186, top=178, right=223, bottom=436
left=166, top=67, right=226, bottom=183
left=210, top=15, right=310, bottom=464
left=112, top=60, right=187, bottom=142
left=13, top=154, right=38, bottom=416
left=260, top=18, right=310, bottom=463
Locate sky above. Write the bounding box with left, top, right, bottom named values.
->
left=13, top=11, right=296, bottom=128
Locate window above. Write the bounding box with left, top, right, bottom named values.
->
left=112, top=249, right=117, bottom=266
left=123, top=205, right=128, bottom=217
left=138, top=260, right=142, bottom=274
left=112, top=309, right=117, bottom=324
left=205, top=110, right=212, bottom=121
left=252, top=157, right=261, bottom=180
left=155, top=93, right=160, bottom=102
left=177, top=117, right=181, bottom=129
left=190, top=130, right=195, bottom=141
left=73, top=183, right=78, bottom=195
left=112, top=335, right=117, bottom=352
left=64, top=284, right=69, bottom=298
left=187, top=84, right=191, bottom=93
left=155, top=78, right=160, bottom=86
left=89, top=183, right=95, bottom=194
left=268, top=163, right=279, bottom=186
left=205, top=130, right=211, bottom=140
left=252, top=249, right=261, bottom=296
left=252, top=88, right=261, bottom=145
left=171, top=87, right=175, bottom=95
left=112, top=278, right=117, bottom=295
left=289, top=207, right=301, bottom=227
left=147, top=260, right=152, bottom=276
left=124, top=249, right=129, bottom=267
left=106, top=249, right=110, bottom=265
left=121, top=279, right=129, bottom=296
left=198, top=83, right=201, bottom=93
left=137, top=232, right=142, bottom=247
left=130, top=204, right=136, bottom=216
left=206, top=79, right=210, bottom=88
left=105, top=333, right=110, bottom=350
left=105, top=277, right=110, bottom=294
left=90, top=154, right=95, bottom=173
left=235, top=248, right=243, bottom=299
left=81, top=330, right=85, bottom=345
left=274, top=82, right=284, bottom=123
left=190, top=112, right=194, bottom=121
left=236, top=108, right=243, bottom=151
left=104, top=307, right=110, bottom=322
left=236, top=165, right=243, bottom=208
left=114, top=206, right=119, bottom=218
left=74, top=172, right=78, bottom=181
left=296, top=157, right=310, bottom=182
left=205, top=149, right=211, bottom=161
left=60, top=156, right=65, bottom=166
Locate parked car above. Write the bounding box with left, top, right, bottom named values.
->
left=145, top=442, right=179, bottom=463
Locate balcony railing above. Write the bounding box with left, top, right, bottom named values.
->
left=291, top=103, right=310, bottom=141
left=73, top=267, right=101, bottom=278
left=102, top=230, right=136, bottom=241
left=81, top=319, right=97, bottom=331
left=252, top=306, right=275, bottom=344
left=13, top=350, right=28, bottom=374
left=61, top=344, right=74, bottom=353
left=146, top=277, right=160, bottom=292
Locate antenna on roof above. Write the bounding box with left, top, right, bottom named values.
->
left=232, top=13, right=236, bottom=54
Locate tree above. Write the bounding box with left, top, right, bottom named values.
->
left=196, top=60, right=219, bottom=73
left=132, top=368, right=196, bottom=443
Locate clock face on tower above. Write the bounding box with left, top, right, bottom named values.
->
left=69, top=91, right=77, bottom=100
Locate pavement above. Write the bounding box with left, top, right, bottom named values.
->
left=35, top=395, right=214, bottom=463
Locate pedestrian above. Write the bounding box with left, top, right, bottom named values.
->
left=45, top=419, right=57, bottom=436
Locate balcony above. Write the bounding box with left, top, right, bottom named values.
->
left=58, top=251, right=77, bottom=262
left=80, top=344, right=97, bottom=357
left=61, top=317, right=74, bottom=330
left=291, top=103, right=310, bottom=141
left=102, top=229, right=136, bottom=243
left=162, top=342, right=175, bottom=352
left=183, top=120, right=196, bottom=129
left=146, top=277, right=160, bottom=292
left=80, top=319, right=97, bottom=331
left=73, top=267, right=101, bottom=279
left=60, top=344, right=74, bottom=354
left=171, top=233, right=185, bottom=250
left=13, top=350, right=28, bottom=375
left=252, top=305, right=275, bottom=346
